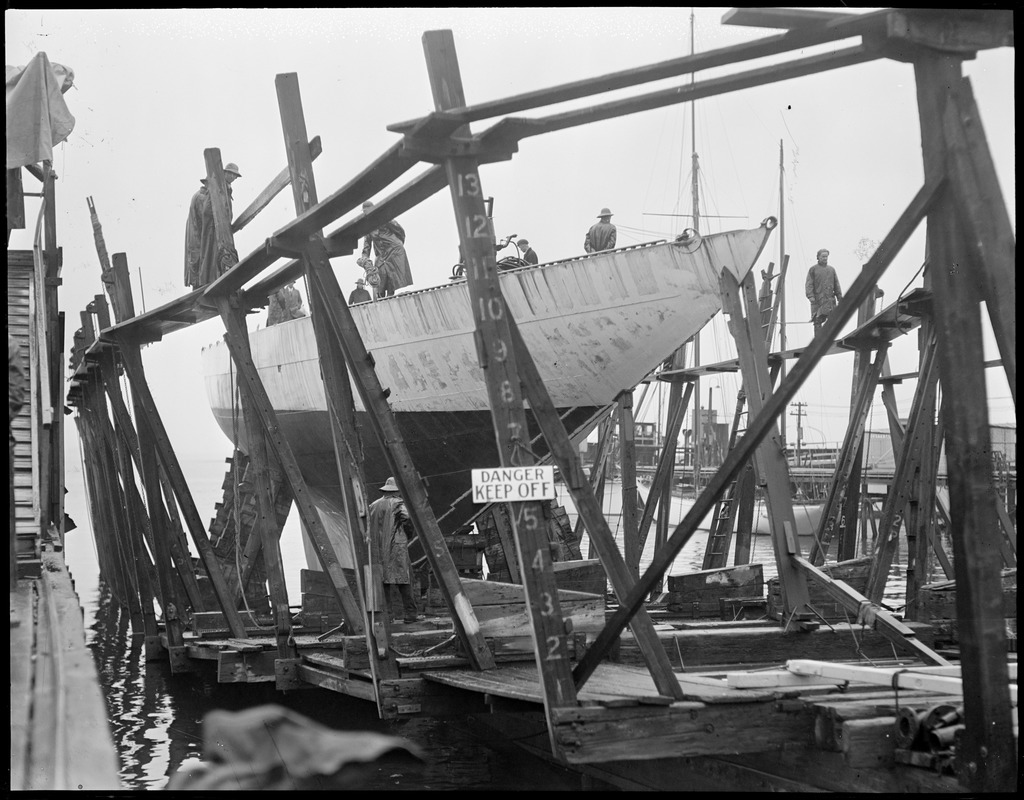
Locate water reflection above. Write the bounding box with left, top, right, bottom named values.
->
left=85, top=582, right=583, bottom=790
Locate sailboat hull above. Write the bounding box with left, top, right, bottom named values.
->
left=202, top=224, right=776, bottom=551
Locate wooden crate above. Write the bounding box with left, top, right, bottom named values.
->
left=766, top=556, right=872, bottom=621
left=666, top=564, right=764, bottom=618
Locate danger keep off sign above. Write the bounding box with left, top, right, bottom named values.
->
left=471, top=466, right=556, bottom=503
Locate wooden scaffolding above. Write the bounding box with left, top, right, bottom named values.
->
left=65, top=8, right=1014, bottom=791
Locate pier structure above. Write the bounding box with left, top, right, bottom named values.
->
left=9, top=152, right=122, bottom=787
left=65, top=8, right=1014, bottom=792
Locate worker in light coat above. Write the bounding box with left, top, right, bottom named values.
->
left=365, top=477, right=420, bottom=623
left=805, top=248, right=843, bottom=333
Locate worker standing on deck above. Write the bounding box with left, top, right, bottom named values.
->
left=266, top=280, right=306, bottom=326
left=184, top=162, right=242, bottom=289
left=805, top=248, right=843, bottom=333
left=584, top=207, right=617, bottom=253
left=348, top=278, right=371, bottom=305
left=359, top=200, right=413, bottom=300
left=365, top=477, right=421, bottom=624
left=517, top=238, right=539, bottom=265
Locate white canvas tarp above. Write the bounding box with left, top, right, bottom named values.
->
left=6, top=52, right=75, bottom=170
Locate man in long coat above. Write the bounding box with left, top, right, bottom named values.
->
left=184, top=162, right=241, bottom=289
left=266, top=281, right=306, bottom=326
left=365, top=477, right=420, bottom=623
left=584, top=207, right=617, bottom=253
left=805, top=248, right=843, bottom=332
left=360, top=200, right=413, bottom=299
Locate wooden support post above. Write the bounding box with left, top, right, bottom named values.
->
left=617, top=391, right=640, bottom=578
left=906, top=361, right=939, bottom=618
left=582, top=417, right=614, bottom=559
left=108, top=253, right=205, bottom=630
left=574, top=179, right=941, bottom=685
left=204, top=147, right=298, bottom=657
left=424, top=29, right=573, bottom=729
left=943, top=78, right=1015, bottom=405
left=865, top=338, right=938, bottom=603
left=638, top=380, right=693, bottom=558
left=272, top=73, right=493, bottom=673
left=93, top=382, right=149, bottom=634
left=704, top=389, right=747, bottom=570
left=732, top=459, right=757, bottom=566
left=915, top=49, right=1015, bottom=792
left=724, top=271, right=813, bottom=622
left=809, top=344, right=888, bottom=564
left=489, top=507, right=522, bottom=583
left=117, top=344, right=247, bottom=639
left=791, top=556, right=949, bottom=665
left=274, top=77, right=391, bottom=684
left=97, top=351, right=160, bottom=648
left=502, top=316, right=682, bottom=698
left=217, top=305, right=295, bottom=659
left=214, top=296, right=364, bottom=627
left=840, top=287, right=884, bottom=560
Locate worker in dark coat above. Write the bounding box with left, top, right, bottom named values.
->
left=184, top=162, right=242, bottom=289
left=805, top=248, right=843, bottom=332
left=348, top=278, right=372, bottom=305
left=584, top=207, right=617, bottom=253
left=360, top=200, right=413, bottom=299
left=266, top=281, right=306, bottom=326
left=365, top=477, right=420, bottom=624
left=517, top=238, right=539, bottom=265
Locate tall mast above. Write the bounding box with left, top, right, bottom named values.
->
left=690, top=7, right=702, bottom=494
left=778, top=139, right=787, bottom=449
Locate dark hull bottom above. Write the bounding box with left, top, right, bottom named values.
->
left=212, top=406, right=602, bottom=536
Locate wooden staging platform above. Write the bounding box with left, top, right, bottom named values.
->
left=166, top=604, right=1016, bottom=792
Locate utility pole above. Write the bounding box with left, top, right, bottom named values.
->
left=790, top=401, right=806, bottom=465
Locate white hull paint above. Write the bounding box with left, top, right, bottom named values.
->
left=201, top=223, right=776, bottom=555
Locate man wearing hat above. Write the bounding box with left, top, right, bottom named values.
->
left=805, top=247, right=843, bottom=333
left=516, top=238, right=539, bottom=265
left=184, top=161, right=242, bottom=289
left=348, top=277, right=372, bottom=305
left=360, top=200, right=414, bottom=300
left=365, top=477, right=421, bottom=624
left=584, top=207, right=617, bottom=253
left=267, top=280, right=307, bottom=326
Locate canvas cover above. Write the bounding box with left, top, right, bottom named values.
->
left=6, top=52, right=75, bottom=170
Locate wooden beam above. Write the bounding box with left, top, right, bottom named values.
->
left=274, top=73, right=400, bottom=696
left=574, top=179, right=942, bottom=686
left=915, top=48, right=1016, bottom=793
left=722, top=8, right=861, bottom=29
left=118, top=345, right=246, bottom=639
left=943, top=78, right=1015, bottom=405
left=617, top=392, right=640, bottom=578
left=791, top=556, right=949, bottom=665
left=809, top=344, right=888, bottom=564
left=216, top=304, right=297, bottom=658
left=424, top=29, right=575, bottom=738
left=504, top=313, right=683, bottom=700
left=392, top=11, right=889, bottom=132
left=231, top=136, right=322, bottom=233
left=864, top=330, right=938, bottom=602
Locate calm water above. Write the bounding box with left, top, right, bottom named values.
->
left=63, top=455, right=911, bottom=790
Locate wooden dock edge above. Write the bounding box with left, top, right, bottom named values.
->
left=9, top=548, right=123, bottom=790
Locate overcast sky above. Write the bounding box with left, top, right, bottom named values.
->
left=7, top=8, right=1015, bottom=466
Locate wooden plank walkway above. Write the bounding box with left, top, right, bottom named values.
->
left=9, top=549, right=123, bottom=790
